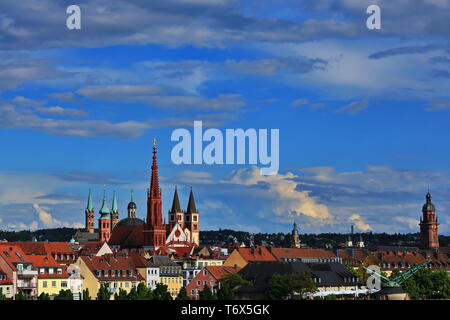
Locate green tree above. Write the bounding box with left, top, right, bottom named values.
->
left=153, top=283, right=172, bottom=300
left=127, top=283, right=152, bottom=300
left=265, top=271, right=317, bottom=300
left=403, top=268, right=450, bottom=300
left=221, top=273, right=252, bottom=289
left=216, top=284, right=233, bottom=300
left=38, top=292, right=50, bottom=300
left=0, top=291, right=6, bottom=300
left=114, top=288, right=129, bottom=300
left=54, top=289, right=73, bottom=300
left=82, top=288, right=91, bottom=300
left=175, top=286, right=190, bottom=300
left=199, top=284, right=214, bottom=300
left=96, top=283, right=112, bottom=300
left=14, top=292, right=27, bottom=300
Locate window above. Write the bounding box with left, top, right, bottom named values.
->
left=196, top=280, right=200, bottom=285
left=43, top=281, right=48, bottom=288
left=210, top=280, right=214, bottom=286
left=17, top=264, right=23, bottom=271
left=48, top=268, right=54, bottom=275
left=52, top=281, right=57, bottom=288
left=193, top=216, right=197, bottom=222
left=39, top=268, right=45, bottom=274
left=57, top=268, right=62, bottom=275
left=61, top=281, right=67, bottom=288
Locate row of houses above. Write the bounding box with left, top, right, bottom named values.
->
left=1, top=241, right=449, bottom=300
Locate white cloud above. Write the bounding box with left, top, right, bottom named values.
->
left=349, top=213, right=371, bottom=231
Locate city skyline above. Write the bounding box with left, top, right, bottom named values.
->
left=1, top=1, right=450, bottom=235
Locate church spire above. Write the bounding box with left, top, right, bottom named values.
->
left=171, top=186, right=182, bottom=213
left=187, top=187, right=197, bottom=213
left=149, top=138, right=161, bottom=200
left=99, top=189, right=110, bottom=218
left=111, top=191, right=118, bottom=213
left=86, top=188, right=94, bottom=212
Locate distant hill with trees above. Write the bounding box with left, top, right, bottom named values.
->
left=1, top=227, right=448, bottom=248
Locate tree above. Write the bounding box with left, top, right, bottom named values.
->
left=0, top=291, right=6, bottom=300
left=82, top=288, right=91, bottom=300
left=114, top=288, right=129, bottom=300
left=265, top=272, right=317, bottom=300
left=403, top=268, right=450, bottom=300
left=54, top=289, right=73, bottom=300
left=38, top=292, right=50, bottom=300
left=153, top=283, right=172, bottom=300
left=14, top=292, right=27, bottom=300
left=175, top=286, right=190, bottom=300
left=199, top=285, right=214, bottom=300
left=128, top=283, right=152, bottom=300
left=96, top=283, right=112, bottom=300
left=217, top=273, right=252, bottom=300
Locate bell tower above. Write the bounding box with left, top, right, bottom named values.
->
left=85, top=189, right=95, bottom=233
left=98, top=190, right=112, bottom=242
left=419, top=191, right=439, bottom=250
left=185, top=187, right=200, bottom=246
left=169, top=186, right=184, bottom=231
left=290, top=222, right=301, bottom=248
left=144, top=139, right=166, bottom=249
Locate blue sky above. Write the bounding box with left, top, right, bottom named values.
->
left=1, top=0, right=450, bottom=235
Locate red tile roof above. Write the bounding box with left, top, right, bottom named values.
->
left=0, top=244, right=32, bottom=271
left=235, top=246, right=277, bottom=262
left=206, top=266, right=241, bottom=280
left=269, top=248, right=336, bottom=260
left=81, top=254, right=144, bottom=281
left=26, top=255, right=69, bottom=279
left=15, top=242, right=78, bottom=255
left=0, top=267, right=13, bottom=286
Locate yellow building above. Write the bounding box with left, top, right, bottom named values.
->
left=76, top=254, right=144, bottom=299
left=25, top=255, right=71, bottom=297
left=150, top=255, right=183, bottom=299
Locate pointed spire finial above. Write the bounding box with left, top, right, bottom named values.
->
left=86, top=188, right=94, bottom=211
left=131, top=189, right=134, bottom=202
left=111, top=191, right=118, bottom=213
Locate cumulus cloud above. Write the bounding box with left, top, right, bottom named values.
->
left=228, top=166, right=332, bottom=223
left=34, top=106, right=88, bottom=118
left=349, top=213, right=371, bottom=231
left=33, top=204, right=84, bottom=229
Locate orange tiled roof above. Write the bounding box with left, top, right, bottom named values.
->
left=15, top=242, right=77, bottom=255
left=236, top=246, right=277, bottom=262
left=206, top=266, right=240, bottom=280
left=270, top=248, right=336, bottom=260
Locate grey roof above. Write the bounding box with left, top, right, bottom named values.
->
left=150, top=255, right=180, bottom=267
left=115, top=217, right=144, bottom=227
left=423, top=192, right=436, bottom=212
left=238, top=261, right=363, bottom=289
left=73, top=231, right=99, bottom=245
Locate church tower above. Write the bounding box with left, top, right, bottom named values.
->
left=419, top=191, right=439, bottom=250
left=98, top=191, right=112, bottom=242
left=85, top=189, right=95, bottom=233
left=169, top=186, right=184, bottom=230
left=290, top=222, right=301, bottom=248
left=144, top=139, right=166, bottom=249
left=185, top=187, right=200, bottom=246
left=127, top=189, right=137, bottom=218
left=111, top=191, right=120, bottom=229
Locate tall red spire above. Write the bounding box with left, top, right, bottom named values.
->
left=144, top=138, right=166, bottom=249
left=149, top=138, right=161, bottom=200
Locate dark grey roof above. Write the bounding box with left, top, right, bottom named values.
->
left=115, top=217, right=145, bottom=227
left=238, top=261, right=363, bottom=289
left=423, top=192, right=436, bottom=212
left=73, top=231, right=99, bottom=245
left=127, top=202, right=137, bottom=210
left=150, top=255, right=180, bottom=267
left=186, top=188, right=197, bottom=213
left=171, top=187, right=182, bottom=213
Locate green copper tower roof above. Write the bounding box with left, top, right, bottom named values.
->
left=86, top=189, right=94, bottom=212
left=99, top=190, right=111, bottom=219
left=111, top=191, right=119, bottom=213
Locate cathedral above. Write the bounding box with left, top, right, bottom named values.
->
left=75, top=139, right=200, bottom=251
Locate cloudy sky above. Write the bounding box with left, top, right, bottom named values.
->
left=1, top=0, right=450, bottom=235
